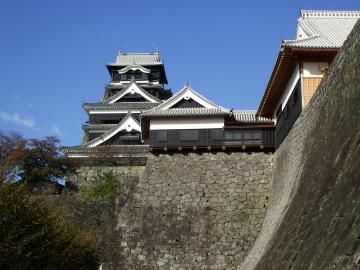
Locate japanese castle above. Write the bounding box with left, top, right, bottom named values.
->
left=62, top=10, right=360, bottom=159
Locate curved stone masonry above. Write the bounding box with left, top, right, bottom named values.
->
left=240, top=20, right=360, bottom=270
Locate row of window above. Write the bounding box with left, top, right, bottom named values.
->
left=156, top=129, right=262, bottom=143
left=224, top=130, right=261, bottom=141
left=112, top=71, right=160, bottom=81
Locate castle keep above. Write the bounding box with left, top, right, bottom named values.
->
left=62, top=10, right=360, bottom=270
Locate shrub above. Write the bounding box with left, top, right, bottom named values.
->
left=81, top=172, right=119, bottom=202
left=0, top=182, right=101, bottom=270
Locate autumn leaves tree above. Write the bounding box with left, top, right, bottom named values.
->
left=0, top=131, right=101, bottom=270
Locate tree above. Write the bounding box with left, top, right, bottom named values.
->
left=0, top=130, right=101, bottom=269
left=0, top=182, right=101, bottom=270
left=0, top=131, right=76, bottom=188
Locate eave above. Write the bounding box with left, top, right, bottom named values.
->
left=256, top=46, right=339, bottom=117
left=105, top=63, right=168, bottom=85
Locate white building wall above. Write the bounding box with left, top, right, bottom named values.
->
left=302, top=62, right=328, bottom=77
left=149, top=118, right=224, bottom=130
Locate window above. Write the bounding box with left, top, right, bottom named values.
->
left=224, top=130, right=242, bottom=140
left=180, top=130, right=199, bottom=142
left=158, top=130, right=167, bottom=142
left=134, top=72, right=143, bottom=79
left=224, top=130, right=261, bottom=141
left=243, top=130, right=261, bottom=141
left=276, top=104, right=282, bottom=119
left=290, top=81, right=300, bottom=107
left=212, top=129, right=223, bottom=141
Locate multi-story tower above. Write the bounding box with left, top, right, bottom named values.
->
left=63, top=52, right=171, bottom=158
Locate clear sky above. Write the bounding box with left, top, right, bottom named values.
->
left=1, top=0, right=360, bottom=146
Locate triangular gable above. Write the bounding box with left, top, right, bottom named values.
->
left=170, top=98, right=204, bottom=108
left=106, top=81, right=161, bottom=104
left=151, top=83, right=220, bottom=111
left=118, top=65, right=151, bottom=74
left=84, top=114, right=141, bottom=147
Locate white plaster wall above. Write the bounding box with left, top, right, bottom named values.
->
left=303, top=62, right=328, bottom=77
left=149, top=118, right=224, bottom=130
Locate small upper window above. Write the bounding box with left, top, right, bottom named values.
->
left=276, top=105, right=282, bottom=119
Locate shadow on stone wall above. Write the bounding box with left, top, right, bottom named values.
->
left=116, top=152, right=273, bottom=270
left=241, top=20, right=360, bottom=270
left=61, top=166, right=145, bottom=270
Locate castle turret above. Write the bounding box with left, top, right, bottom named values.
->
left=62, top=52, right=172, bottom=158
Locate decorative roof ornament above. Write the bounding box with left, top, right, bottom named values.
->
left=118, top=65, right=151, bottom=74
left=184, top=81, right=190, bottom=88
left=300, top=10, right=360, bottom=19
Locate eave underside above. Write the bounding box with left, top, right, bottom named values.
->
left=257, top=47, right=338, bottom=117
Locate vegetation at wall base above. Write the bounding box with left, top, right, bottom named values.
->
left=80, top=172, right=119, bottom=203
left=0, top=130, right=101, bottom=269
left=0, top=182, right=101, bottom=270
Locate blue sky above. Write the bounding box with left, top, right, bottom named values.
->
left=1, top=0, right=360, bottom=146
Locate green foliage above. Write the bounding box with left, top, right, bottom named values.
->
left=81, top=172, right=119, bottom=202
left=0, top=131, right=76, bottom=187
left=0, top=182, right=101, bottom=270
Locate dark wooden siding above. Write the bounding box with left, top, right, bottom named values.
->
left=89, top=113, right=140, bottom=124
left=112, top=70, right=160, bottom=82
left=224, top=129, right=275, bottom=146
left=88, top=132, right=103, bottom=141
left=148, top=129, right=224, bottom=148
left=275, top=80, right=302, bottom=147
left=148, top=128, right=275, bottom=149
left=100, top=131, right=141, bottom=145
left=171, top=98, right=204, bottom=108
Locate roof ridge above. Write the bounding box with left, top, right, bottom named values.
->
left=143, top=83, right=227, bottom=113
left=118, top=52, right=159, bottom=55
left=300, top=10, right=360, bottom=19
left=232, top=110, right=257, bottom=112
left=297, top=18, right=319, bottom=38
left=282, top=34, right=319, bottom=45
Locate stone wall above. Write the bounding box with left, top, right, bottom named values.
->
left=115, top=152, right=273, bottom=270
left=73, top=165, right=145, bottom=189
left=240, top=21, right=360, bottom=270
left=62, top=165, right=146, bottom=270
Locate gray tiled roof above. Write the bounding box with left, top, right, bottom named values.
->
left=232, top=110, right=273, bottom=123
left=142, top=108, right=230, bottom=117
left=62, top=145, right=149, bottom=155
left=82, top=124, right=117, bottom=131
left=107, top=52, right=163, bottom=66
left=83, top=102, right=159, bottom=112
left=282, top=10, right=360, bottom=48
left=81, top=113, right=140, bottom=147
left=142, top=83, right=230, bottom=117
